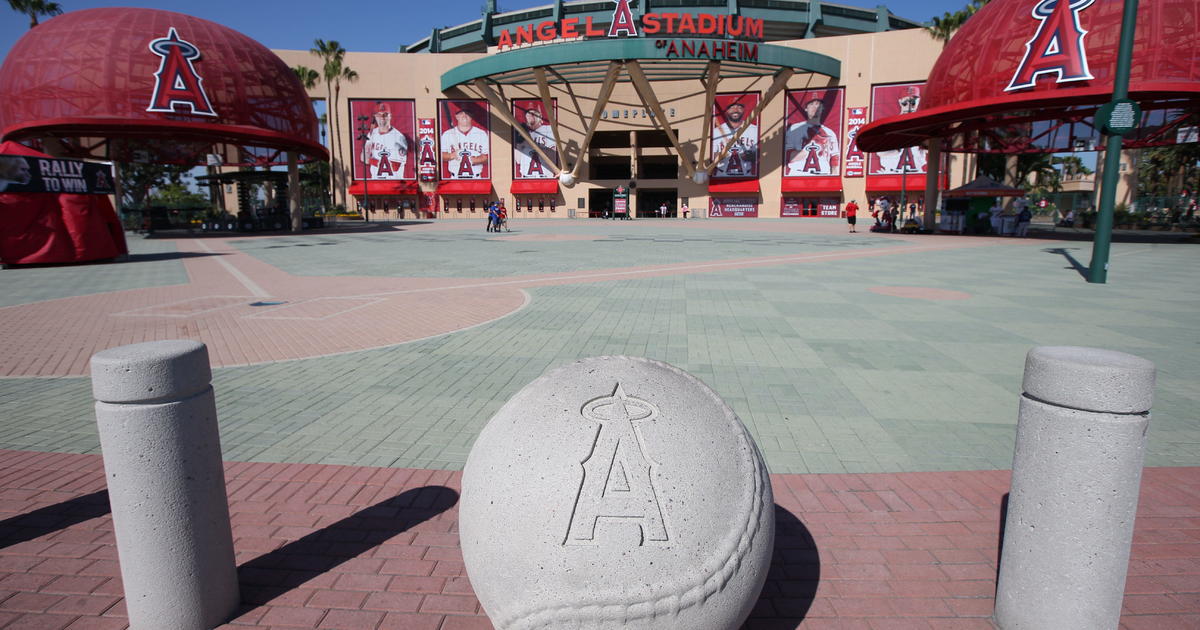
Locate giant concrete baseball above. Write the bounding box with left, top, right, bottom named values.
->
left=460, top=356, right=774, bottom=630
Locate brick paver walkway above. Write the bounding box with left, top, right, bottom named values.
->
left=1, top=219, right=1197, bottom=628
left=1, top=451, right=1197, bottom=629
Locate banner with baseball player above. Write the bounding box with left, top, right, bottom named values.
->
left=782, top=87, right=844, bottom=178
left=868, top=82, right=927, bottom=175
left=350, top=99, right=415, bottom=180
left=710, top=92, right=760, bottom=179
left=438, top=99, right=491, bottom=180
left=512, top=99, right=557, bottom=180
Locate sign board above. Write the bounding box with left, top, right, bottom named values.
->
left=0, top=155, right=115, bottom=195
left=844, top=106, right=868, bottom=177
left=1096, top=99, right=1141, bottom=136
left=417, top=118, right=438, bottom=181
left=709, top=197, right=758, bottom=218
left=613, top=186, right=629, bottom=214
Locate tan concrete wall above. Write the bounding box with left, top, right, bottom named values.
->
left=274, top=28, right=965, bottom=221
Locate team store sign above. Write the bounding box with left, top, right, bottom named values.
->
left=496, top=0, right=765, bottom=60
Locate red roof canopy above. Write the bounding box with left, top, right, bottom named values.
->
left=0, top=8, right=326, bottom=166
left=438, top=181, right=493, bottom=195
left=348, top=181, right=418, bottom=195
left=858, top=0, right=1200, bottom=154
left=510, top=180, right=559, bottom=194
left=709, top=179, right=762, bottom=194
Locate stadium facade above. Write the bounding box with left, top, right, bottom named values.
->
left=274, top=0, right=971, bottom=220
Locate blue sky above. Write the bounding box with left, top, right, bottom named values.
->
left=1, top=0, right=972, bottom=60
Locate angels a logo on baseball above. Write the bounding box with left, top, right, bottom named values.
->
left=146, top=27, right=217, bottom=117
left=1006, top=0, right=1096, bottom=91
left=565, top=384, right=669, bottom=546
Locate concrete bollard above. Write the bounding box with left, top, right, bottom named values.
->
left=91, top=340, right=239, bottom=630
left=995, top=346, right=1156, bottom=630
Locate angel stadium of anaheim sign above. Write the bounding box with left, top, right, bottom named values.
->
left=496, top=0, right=765, bottom=59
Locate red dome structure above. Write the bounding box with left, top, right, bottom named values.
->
left=0, top=8, right=326, bottom=166
left=857, top=0, right=1200, bottom=153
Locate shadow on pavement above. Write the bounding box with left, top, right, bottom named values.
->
left=124, top=251, right=223, bottom=263
left=745, top=504, right=821, bottom=628
left=0, top=489, right=111, bottom=549
left=1043, top=247, right=1090, bottom=280
left=235, top=485, right=458, bottom=609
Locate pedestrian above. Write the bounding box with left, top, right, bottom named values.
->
left=486, top=202, right=498, bottom=232
left=989, top=199, right=1003, bottom=235
left=845, top=199, right=858, bottom=233
left=681, top=201, right=689, bottom=219
left=659, top=201, right=668, bottom=218
left=1016, top=202, right=1032, bottom=237
left=498, top=204, right=509, bottom=232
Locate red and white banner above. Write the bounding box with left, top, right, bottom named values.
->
left=709, top=197, right=758, bottom=218
left=420, top=191, right=439, bottom=214
left=783, top=88, right=844, bottom=178
left=512, top=99, right=558, bottom=180
left=782, top=197, right=840, bottom=217
left=417, top=117, right=437, bottom=181
left=844, top=106, right=868, bottom=178
left=438, top=100, right=490, bottom=180
left=350, top=99, right=415, bottom=180
left=710, top=92, right=760, bottom=179
left=869, top=83, right=927, bottom=175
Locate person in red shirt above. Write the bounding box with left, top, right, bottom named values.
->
left=845, top=199, right=859, bottom=233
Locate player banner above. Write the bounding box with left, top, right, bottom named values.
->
left=781, top=197, right=840, bottom=217
left=438, top=99, right=490, bottom=180
left=709, top=197, right=758, bottom=218
left=782, top=88, right=844, bottom=178
left=512, top=99, right=558, bottom=180
left=710, top=92, right=760, bottom=179
left=844, top=106, right=868, bottom=178
left=869, top=83, right=927, bottom=175
left=350, top=99, right=415, bottom=180
left=417, top=118, right=437, bottom=181
left=0, top=154, right=114, bottom=194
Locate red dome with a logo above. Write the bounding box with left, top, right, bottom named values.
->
left=858, top=0, right=1200, bottom=153
left=0, top=8, right=326, bottom=165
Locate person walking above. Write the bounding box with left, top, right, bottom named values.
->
left=845, top=199, right=858, bottom=233
left=486, top=202, right=498, bottom=232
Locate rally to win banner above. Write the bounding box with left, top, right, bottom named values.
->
left=0, top=155, right=115, bottom=195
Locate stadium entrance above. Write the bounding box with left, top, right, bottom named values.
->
left=637, top=189, right=678, bottom=218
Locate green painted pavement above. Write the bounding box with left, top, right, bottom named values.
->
left=0, top=225, right=1196, bottom=474
left=225, top=222, right=901, bottom=278
left=0, top=239, right=186, bottom=307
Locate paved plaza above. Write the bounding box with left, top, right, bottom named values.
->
left=1, top=218, right=1198, bottom=628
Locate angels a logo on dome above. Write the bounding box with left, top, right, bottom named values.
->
left=1006, top=0, right=1096, bottom=92
left=607, top=0, right=639, bottom=38
left=146, top=27, right=218, bottom=117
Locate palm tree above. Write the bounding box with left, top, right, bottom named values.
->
left=292, top=65, right=320, bottom=90
left=310, top=40, right=358, bottom=210
left=7, top=0, right=63, bottom=29
left=926, top=0, right=989, bottom=43
left=1052, top=155, right=1093, bottom=179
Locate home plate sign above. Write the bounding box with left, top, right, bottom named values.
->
left=459, top=356, right=774, bottom=630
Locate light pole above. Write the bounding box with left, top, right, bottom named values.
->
left=1089, top=0, right=1141, bottom=283
left=355, top=114, right=371, bottom=224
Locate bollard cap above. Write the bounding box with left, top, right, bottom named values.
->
left=90, top=340, right=212, bottom=404
left=1023, top=346, right=1156, bottom=414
